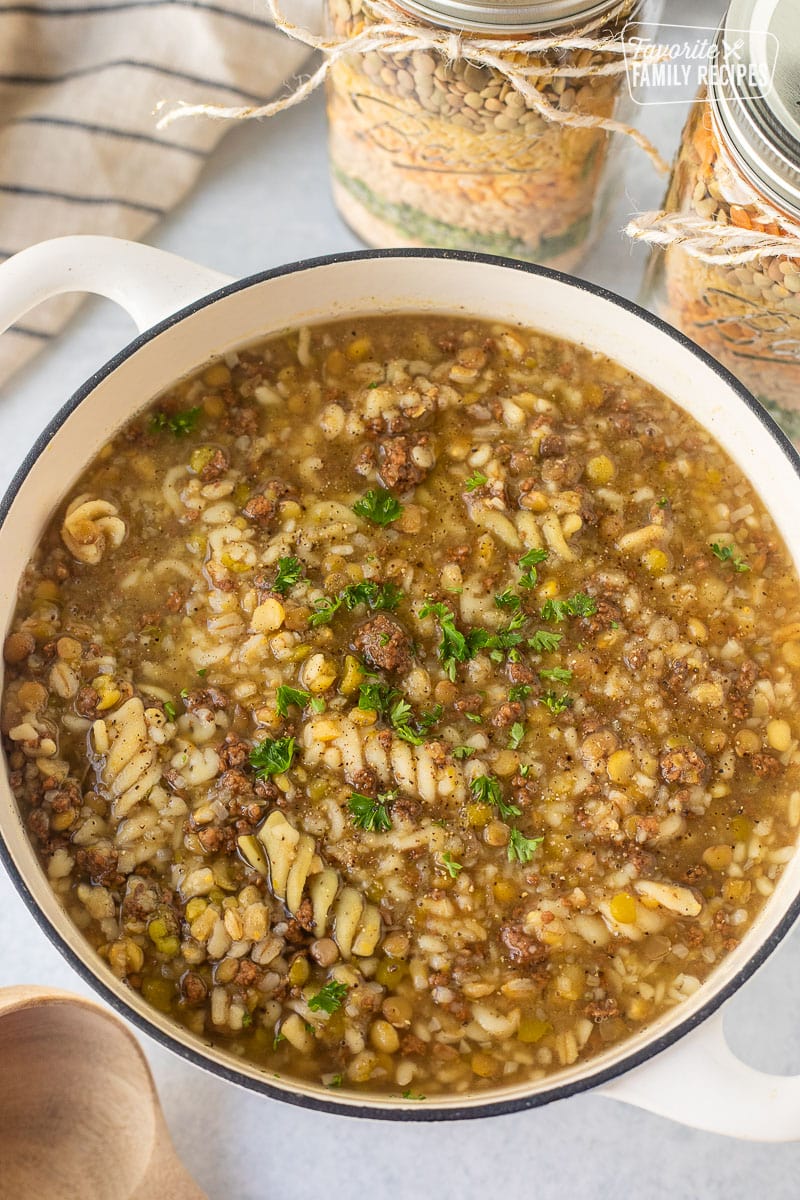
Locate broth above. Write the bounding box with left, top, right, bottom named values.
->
left=4, top=315, right=800, bottom=1097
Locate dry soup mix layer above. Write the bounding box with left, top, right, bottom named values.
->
left=4, top=315, right=800, bottom=1097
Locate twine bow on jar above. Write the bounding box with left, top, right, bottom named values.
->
left=627, top=211, right=800, bottom=266
left=628, top=149, right=800, bottom=265
left=154, top=0, right=669, bottom=172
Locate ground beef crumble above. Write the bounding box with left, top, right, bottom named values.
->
left=377, top=434, right=433, bottom=492
left=499, top=924, right=549, bottom=968
left=352, top=614, right=413, bottom=673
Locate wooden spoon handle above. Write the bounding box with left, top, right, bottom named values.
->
left=0, top=985, right=209, bottom=1200
left=0, top=983, right=78, bottom=1015
left=131, top=1139, right=208, bottom=1200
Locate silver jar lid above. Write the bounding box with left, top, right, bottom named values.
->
left=710, top=0, right=800, bottom=215
left=390, top=0, right=625, bottom=34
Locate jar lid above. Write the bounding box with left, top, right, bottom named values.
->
left=391, top=0, right=621, bottom=34
left=711, top=0, right=800, bottom=215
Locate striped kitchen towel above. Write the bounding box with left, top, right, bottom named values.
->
left=0, top=0, right=313, bottom=387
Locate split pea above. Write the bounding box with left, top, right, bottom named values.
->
left=203, top=363, right=231, bottom=388
left=607, top=749, right=635, bottom=784
left=766, top=718, right=792, bottom=753
left=345, top=336, right=372, bottom=363
left=642, top=548, right=669, bottom=575
left=518, top=1016, right=551, bottom=1044
left=492, top=878, right=518, bottom=905
left=610, top=892, right=637, bottom=924
left=702, top=844, right=733, bottom=871
left=471, top=1052, right=500, bottom=1078
left=288, top=957, right=309, bottom=987
left=251, top=598, right=285, bottom=632
left=108, top=938, right=144, bottom=977
left=734, top=728, right=760, bottom=756
left=586, top=454, right=615, bottom=484
left=466, top=802, right=492, bottom=828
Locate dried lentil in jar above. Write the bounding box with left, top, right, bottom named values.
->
left=637, top=0, right=800, bottom=442
left=326, top=0, right=662, bottom=267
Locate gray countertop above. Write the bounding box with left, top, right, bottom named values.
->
left=2, top=1, right=798, bottom=1194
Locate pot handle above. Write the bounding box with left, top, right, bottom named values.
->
left=0, top=235, right=232, bottom=337
left=598, top=1008, right=800, bottom=1141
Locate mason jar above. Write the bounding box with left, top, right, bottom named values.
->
left=641, top=0, right=800, bottom=442
left=326, top=0, right=660, bottom=270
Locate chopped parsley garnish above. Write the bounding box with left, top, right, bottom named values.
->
left=328, top=1074, right=344, bottom=1088
left=419, top=601, right=490, bottom=681
left=391, top=698, right=443, bottom=746
left=508, top=721, right=525, bottom=750
left=308, top=980, right=348, bottom=1014
left=539, top=667, right=573, bottom=684
left=440, top=852, right=463, bottom=878
left=150, top=406, right=202, bottom=437
left=485, top=612, right=527, bottom=663
left=309, top=697, right=326, bottom=714
left=340, top=580, right=403, bottom=612
left=539, top=691, right=573, bottom=715
left=197, top=668, right=207, bottom=678
left=465, top=470, right=488, bottom=491
left=273, top=556, right=304, bottom=595
left=452, top=744, right=475, bottom=760
left=249, top=735, right=296, bottom=777
left=273, top=1031, right=286, bottom=1050
left=310, top=581, right=403, bottom=627
left=508, top=684, right=532, bottom=703
left=402, top=1089, right=426, bottom=1100
left=276, top=685, right=311, bottom=717
left=518, top=764, right=531, bottom=778
left=508, top=828, right=544, bottom=864
left=353, top=487, right=403, bottom=527
left=658, top=497, right=669, bottom=508
left=495, top=589, right=521, bottom=611
left=357, top=683, right=441, bottom=744
left=180, top=688, right=189, bottom=699
left=465, top=712, right=483, bottom=724
left=541, top=593, right=597, bottom=622
left=358, top=682, right=397, bottom=714
left=710, top=542, right=750, bottom=572
left=349, top=791, right=394, bottom=833
left=470, top=774, right=521, bottom=820
left=309, top=594, right=343, bottom=627
left=528, top=630, right=563, bottom=653
left=518, top=546, right=548, bottom=589
left=163, top=701, right=177, bottom=721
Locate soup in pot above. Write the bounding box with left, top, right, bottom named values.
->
left=4, top=315, right=800, bottom=1097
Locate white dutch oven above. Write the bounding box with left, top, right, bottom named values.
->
left=0, top=235, right=799, bottom=1138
